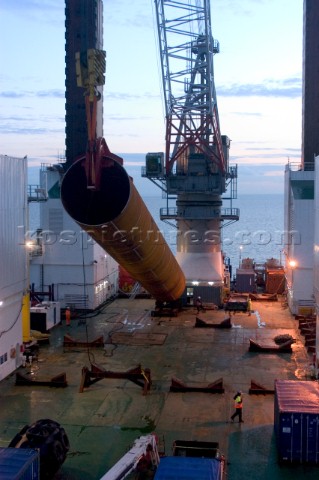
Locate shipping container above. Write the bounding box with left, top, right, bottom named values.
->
left=30, top=301, right=61, bottom=333
left=172, top=440, right=219, bottom=458
left=265, top=268, right=285, bottom=294
left=0, top=447, right=40, bottom=479
left=0, top=155, right=27, bottom=380
left=153, top=456, right=223, bottom=480
left=235, top=269, right=255, bottom=293
left=274, top=380, right=319, bottom=463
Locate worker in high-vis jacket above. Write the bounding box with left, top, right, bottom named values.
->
left=230, top=391, right=244, bottom=423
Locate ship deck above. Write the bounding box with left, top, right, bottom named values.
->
left=0, top=296, right=317, bottom=479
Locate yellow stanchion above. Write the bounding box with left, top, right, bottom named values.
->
left=22, top=293, right=31, bottom=343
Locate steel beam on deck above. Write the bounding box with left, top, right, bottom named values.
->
left=79, top=363, right=151, bottom=394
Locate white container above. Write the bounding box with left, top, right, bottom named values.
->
left=0, top=155, right=27, bottom=380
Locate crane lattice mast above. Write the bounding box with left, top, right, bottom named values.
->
left=155, top=0, right=226, bottom=176
left=144, top=0, right=239, bottom=302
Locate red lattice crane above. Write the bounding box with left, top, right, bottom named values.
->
left=144, top=0, right=239, bottom=304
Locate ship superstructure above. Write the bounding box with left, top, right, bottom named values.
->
left=284, top=0, right=318, bottom=315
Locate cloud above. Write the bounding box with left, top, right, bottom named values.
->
left=218, top=77, right=301, bottom=98
left=124, top=161, right=144, bottom=167
left=214, top=0, right=262, bottom=15
left=37, top=90, right=64, bottom=98
left=2, top=128, right=48, bottom=135
left=0, top=0, right=57, bottom=11
left=105, top=78, right=302, bottom=103
left=108, top=132, right=139, bottom=137
left=105, top=91, right=160, bottom=101
left=0, top=89, right=64, bottom=99
left=0, top=89, right=158, bottom=101
left=232, top=112, right=262, bottom=117
left=0, top=0, right=63, bottom=24
left=1, top=126, right=64, bottom=135
left=264, top=170, right=284, bottom=177
left=245, top=146, right=297, bottom=152
left=2, top=77, right=300, bottom=104
left=231, top=152, right=300, bottom=165
left=106, top=0, right=153, bottom=28
left=0, top=112, right=65, bottom=135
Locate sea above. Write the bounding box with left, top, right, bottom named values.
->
left=28, top=166, right=284, bottom=271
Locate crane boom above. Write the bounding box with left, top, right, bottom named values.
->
left=143, top=0, right=239, bottom=304
left=154, top=0, right=226, bottom=175
left=99, top=434, right=160, bottom=480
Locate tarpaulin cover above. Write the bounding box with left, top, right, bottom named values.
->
left=275, top=380, right=319, bottom=414
left=154, top=456, right=222, bottom=480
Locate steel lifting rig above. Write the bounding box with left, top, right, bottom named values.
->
left=79, top=363, right=151, bottom=394
left=99, top=434, right=160, bottom=480
left=75, top=48, right=123, bottom=190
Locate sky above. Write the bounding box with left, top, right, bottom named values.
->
left=0, top=0, right=303, bottom=195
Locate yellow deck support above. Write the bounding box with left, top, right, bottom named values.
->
left=22, top=293, right=31, bottom=343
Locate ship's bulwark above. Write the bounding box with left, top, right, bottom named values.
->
left=61, top=159, right=185, bottom=302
